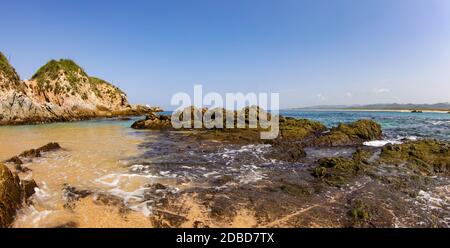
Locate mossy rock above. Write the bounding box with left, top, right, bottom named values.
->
left=349, top=200, right=371, bottom=222
left=265, top=139, right=307, bottom=162
left=314, top=120, right=382, bottom=147
left=279, top=117, right=327, bottom=141
left=0, top=163, right=22, bottom=227
left=0, top=51, right=21, bottom=88
left=280, top=182, right=313, bottom=196
left=311, top=151, right=367, bottom=187
left=379, top=139, right=450, bottom=175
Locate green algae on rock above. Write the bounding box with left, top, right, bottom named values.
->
left=379, top=139, right=450, bottom=176
left=279, top=117, right=327, bottom=141
left=313, top=120, right=382, bottom=147
left=311, top=149, right=371, bottom=187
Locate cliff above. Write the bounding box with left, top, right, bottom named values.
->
left=0, top=52, right=152, bottom=125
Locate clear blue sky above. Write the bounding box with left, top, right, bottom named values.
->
left=2, top=0, right=450, bottom=109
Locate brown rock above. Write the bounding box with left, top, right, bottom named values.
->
left=21, top=179, right=38, bottom=202
left=0, top=163, right=23, bottom=227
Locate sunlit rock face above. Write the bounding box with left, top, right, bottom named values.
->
left=0, top=52, right=149, bottom=125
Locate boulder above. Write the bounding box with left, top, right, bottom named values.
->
left=0, top=163, right=23, bottom=227
left=131, top=113, right=172, bottom=129
left=313, top=120, right=382, bottom=147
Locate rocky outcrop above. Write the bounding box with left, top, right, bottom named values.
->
left=5, top=142, right=62, bottom=168
left=379, top=139, right=450, bottom=175
left=313, top=120, right=382, bottom=147
left=131, top=112, right=172, bottom=129
left=0, top=163, right=38, bottom=227
left=279, top=117, right=327, bottom=141
left=0, top=52, right=157, bottom=125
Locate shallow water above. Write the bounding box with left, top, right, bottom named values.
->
left=0, top=118, right=158, bottom=227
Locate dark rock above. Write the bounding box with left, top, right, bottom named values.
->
left=210, top=195, right=236, bottom=220
left=14, top=164, right=31, bottom=173
left=153, top=183, right=167, bottom=190
left=62, top=184, right=92, bottom=204
left=280, top=182, right=313, bottom=196
left=266, top=139, right=307, bottom=162
left=52, top=221, right=78, bottom=228
left=14, top=142, right=62, bottom=161
left=21, top=179, right=38, bottom=202
left=131, top=113, right=172, bottom=129
left=5, top=156, right=23, bottom=165
left=0, top=163, right=23, bottom=227
left=19, top=148, right=41, bottom=158
left=93, top=193, right=126, bottom=211
left=213, top=175, right=234, bottom=185
left=36, top=142, right=61, bottom=153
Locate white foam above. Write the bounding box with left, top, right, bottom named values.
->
left=363, top=140, right=403, bottom=147
left=363, top=135, right=421, bottom=147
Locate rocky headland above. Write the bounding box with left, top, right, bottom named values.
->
left=0, top=51, right=158, bottom=125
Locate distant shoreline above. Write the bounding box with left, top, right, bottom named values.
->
left=285, top=108, right=450, bottom=114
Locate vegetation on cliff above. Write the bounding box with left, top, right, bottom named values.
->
left=0, top=52, right=21, bottom=88
left=30, top=59, right=125, bottom=101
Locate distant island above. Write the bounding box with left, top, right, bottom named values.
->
left=291, top=103, right=450, bottom=113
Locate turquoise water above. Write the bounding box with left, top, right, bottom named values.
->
left=3, top=111, right=448, bottom=142
left=281, top=110, right=450, bottom=141
left=162, top=110, right=450, bottom=140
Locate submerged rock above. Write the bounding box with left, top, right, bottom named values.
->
left=266, top=139, right=307, bottom=162
left=279, top=117, right=327, bottom=141
left=62, top=184, right=93, bottom=207
left=5, top=156, right=23, bottom=165
left=21, top=179, right=38, bottom=203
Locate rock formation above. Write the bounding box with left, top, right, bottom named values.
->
left=0, top=52, right=155, bottom=125
left=0, top=163, right=37, bottom=227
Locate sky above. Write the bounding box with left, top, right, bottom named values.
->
left=1, top=0, right=450, bottom=109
